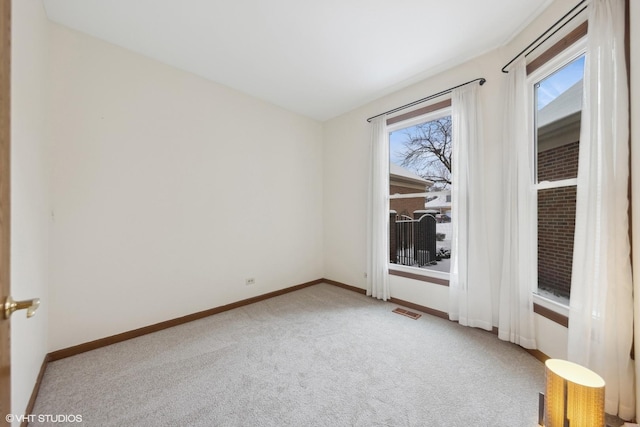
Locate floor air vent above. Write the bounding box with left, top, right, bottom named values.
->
left=392, top=308, right=421, bottom=320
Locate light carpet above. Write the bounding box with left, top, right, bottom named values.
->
left=32, top=283, right=547, bottom=426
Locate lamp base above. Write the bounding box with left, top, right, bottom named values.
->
left=538, top=392, right=571, bottom=426
left=540, top=391, right=613, bottom=427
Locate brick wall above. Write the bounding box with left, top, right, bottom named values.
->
left=537, top=186, right=576, bottom=298
left=537, top=141, right=579, bottom=181
left=389, top=184, right=424, bottom=218
left=536, top=140, right=579, bottom=299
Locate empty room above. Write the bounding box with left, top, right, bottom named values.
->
left=3, top=0, right=640, bottom=425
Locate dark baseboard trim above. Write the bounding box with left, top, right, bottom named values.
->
left=320, top=278, right=449, bottom=320
left=34, top=276, right=553, bottom=421
left=321, top=278, right=366, bottom=294
left=389, top=269, right=449, bottom=286
left=325, top=278, right=553, bottom=364
left=48, top=278, right=555, bottom=364
left=391, top=297, right=551, bottom=364
left=526, top=348, right=550, bottom=364
left=22, top=353, right=50, bottom=427
left=321, top=278, right=450, bottom=320
left=48, top=279, right=323, bottom=361
left=533, top=303, right=569, bottom=328
left=388, top=297, right=449, bottom=320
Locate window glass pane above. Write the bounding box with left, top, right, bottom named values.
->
left=388, top=115, right=452, bottom=273
left=535, top=55, right=584, bottom=183
left=537, top=186, right=576, bottom=302
left=534, top=53, right=584, bottom=303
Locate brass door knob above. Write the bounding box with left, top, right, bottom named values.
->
left=3, top=296, right=40, bottom=319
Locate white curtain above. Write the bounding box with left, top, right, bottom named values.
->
left=567, top=0, right=634, bottom=419
left=448, top=83, right=492, bottom=330
left=366, top=116, right=390, bottom=301
left=497, top=57, right=537, bottom=349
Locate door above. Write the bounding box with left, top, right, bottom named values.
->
left=0, top=0, right=10, bottom=423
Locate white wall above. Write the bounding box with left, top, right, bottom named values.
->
left=390, top=276, right=449, bottom=314
left=11, top=0, right=50, bottom=422
left=47, top=24, right=324, bottom=351
left=322, top=0, right=581, bottom=359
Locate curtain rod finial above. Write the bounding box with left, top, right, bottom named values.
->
left=479, top=78, right=486, bottom=86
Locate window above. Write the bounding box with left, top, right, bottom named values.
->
left=531, top=42, right=585, bottom=305
left=388, top=107, right=452, bottom=274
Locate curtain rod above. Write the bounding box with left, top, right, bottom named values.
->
left=365, top=77, right=486, bottom=123
left=501, top=0, right=588, bottom=73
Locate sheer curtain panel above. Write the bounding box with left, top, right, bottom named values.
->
left=497, top=57, right=537, bottom=349
left=567, top=0, right=634, bottom=419
left=448, top=83, right=492, bottom=330
left=366, top=116, right=390, bottom=301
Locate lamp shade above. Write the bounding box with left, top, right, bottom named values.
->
left=544, top=359, right=605, bottom=427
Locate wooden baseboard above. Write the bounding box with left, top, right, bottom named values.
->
left=321, top=278, right=366, bottom=295
left=320, top=278, right=450, bottom=320
left=32, top=276, right=550, bottom=423
left=22, top=354, right=50, bottom=427
left=48, top=279, right=323, bottom=361
left=323, top=279, right=552, bottom=364
left=533, top=303, right=569, bottom=328
left=47, top=277, right=555, bottom=365
left=388, top=297, right=449, bottom=320
left=526, top=348, right=550, bottom=364
left=389, top=269, right=449, bottom=286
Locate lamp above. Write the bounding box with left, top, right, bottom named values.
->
left=540, top=359, right=605, bottom=427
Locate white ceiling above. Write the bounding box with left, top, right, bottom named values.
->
left=42, top=0, right=553, bottom=121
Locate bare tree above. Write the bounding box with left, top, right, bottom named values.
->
left=399, top=116, right=452, bottom=190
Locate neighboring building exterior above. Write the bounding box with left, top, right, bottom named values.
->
left=389, top=162, right=432, bottom=218
left=536, top=79, right=582, bottom=298
left=424, top=191, right=451, bottom=219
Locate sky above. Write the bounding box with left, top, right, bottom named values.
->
left=389, top=127, right=414, bottom=167
left=536, top=54, right=585, bottom=109
left=389, top=54, right=585, bottom=174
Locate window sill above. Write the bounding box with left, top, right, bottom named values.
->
left=532, top=293, right=569, bottom=328
left=388, top=264, right=449, bottom=286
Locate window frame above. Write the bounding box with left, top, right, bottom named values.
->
left=387, top=105, right=453, bottom=283
left=528, top=36, right=587, bottom=309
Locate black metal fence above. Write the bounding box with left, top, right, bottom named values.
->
left=390, top=212, right=437, bottom=267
